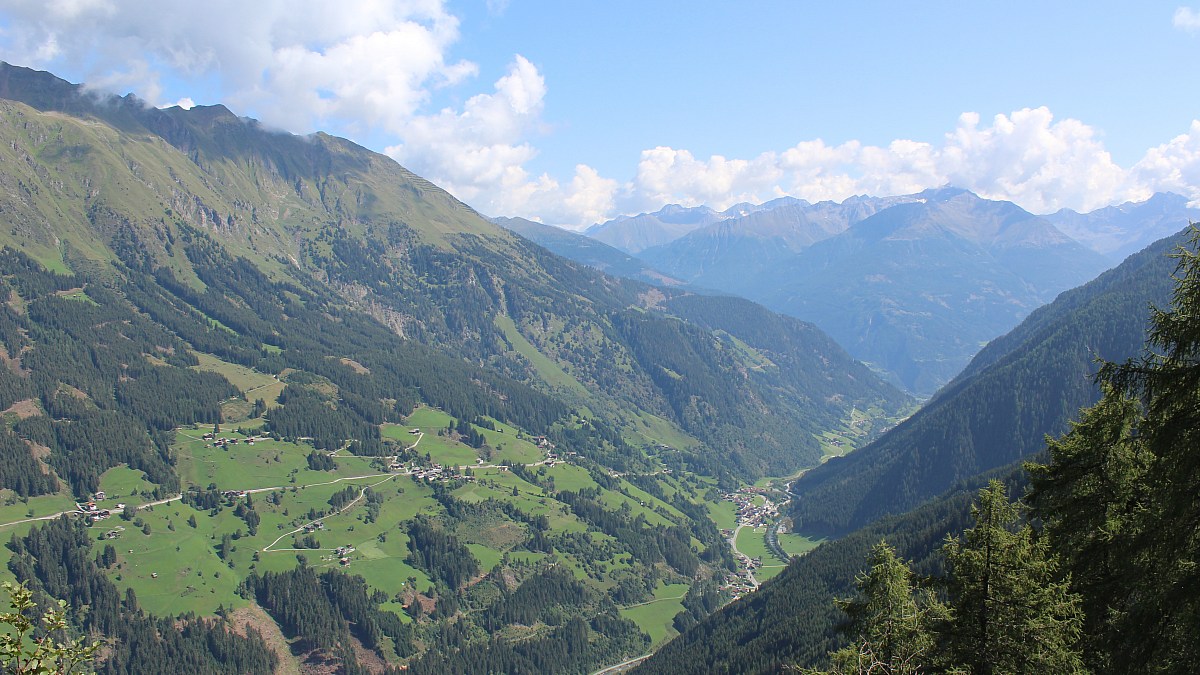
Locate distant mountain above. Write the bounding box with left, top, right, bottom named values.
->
left=585, top=204, right=730, bottom=253
left=1043, top=191, right=1200, bottom=261
left=786, top=227, right=1184, bottom=535
left=638, top=194, right=917, bottom=296
left=622, top=188, right=1113, bottom=394
left=492, top=215, right=686, bottom=287
left=762, top=188, right=1113, bottom=393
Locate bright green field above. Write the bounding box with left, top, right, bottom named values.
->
left=735, top=526, right=772, bottom=561
left=98, top=466, right=156, bottom=500
left=779, top=532, right=825, bottom=557
left=755, top=564, right=789, bottom=582
left=707, top=501, right=737, bottom=531
left=0, top=492, right=77, bottom=525
left=619, top=582, right=690, bottom=646
left=542, top=463, right=597, bottom=492
left=175, top=428, right=380, bottom=491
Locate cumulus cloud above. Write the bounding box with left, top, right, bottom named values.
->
left=0, top=0, right=475, bottom=134
left=1131, top=120, right=1200, bottom=204
left=580, top=107, right=1145, bottom=225
left=1174, top=7, right=1200, bottom=31
left=1, top=1, right=1196, bottom=228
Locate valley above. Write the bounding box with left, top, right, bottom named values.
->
left=0, top=58, right=1193, bottom=675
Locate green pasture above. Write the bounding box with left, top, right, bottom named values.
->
left=98, top=466, right=156, bottom=500
left=778, top=532, right=824, bottom=557
left=190, top=352, right=284, bottom=406
left=403, top=406, right=455, bottom=430
left=706, top=501, right=737, bottom=531
left=619, top=582, right=690, bottom=646
left=0, top=492, right=78, bottom=525
left=98, top=500, right=245, bottom=616
left=755, top=564, right=789, bottom=582
left=542, top=463, right=597, bottom=493
left=735, top=526, right=772, bottom=561
left=174, top=428, right=379, bottom=491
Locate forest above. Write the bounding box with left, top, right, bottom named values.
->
left=639, top=232, right=1200, bottom=674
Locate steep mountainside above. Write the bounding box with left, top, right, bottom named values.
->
left=786, top=228, right=1184, bottom=535
left=0, top=62, right=907, bottom=480
left=0, top=63, right=916, bottom=673
left=1043, top=192, right=1200, bottom=261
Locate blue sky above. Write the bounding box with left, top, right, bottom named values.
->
left=1, top=1, right=1197, bottom=228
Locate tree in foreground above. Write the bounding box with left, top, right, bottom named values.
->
left=1026, top=387, right=1148, bottom=672
left=942, top=481, right=1086, bottom=675
left=0, top=582, right=99, bottom=675
left=820, top=541, right=944, bottom=675
left=1032, top=227, right=1200, bottom=673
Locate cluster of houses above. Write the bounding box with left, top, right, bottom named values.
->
left=202, top=432, right=262, bottom=447
left=222, top=490, right=248, bottom=499
left=721, top=487, right=780, bottom=528
left=405, top=462, right=475, bottom=484
left=75, top=491, right=128, bottom=523
left=303, top=520, right=325, bottom=534
left=720, top=569, right=758, bottom=600
left=335, top=544, right=356, bottom=566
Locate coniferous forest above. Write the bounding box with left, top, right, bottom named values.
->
left=0, top=60, right=1194, bottom=675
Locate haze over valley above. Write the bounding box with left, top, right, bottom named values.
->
left=0, top=3, right=1196, bottom=674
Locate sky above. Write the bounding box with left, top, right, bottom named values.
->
left=0, top=1, right=1198, bottom=229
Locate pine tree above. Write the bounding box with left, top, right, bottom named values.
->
left=1026, top=387, right=1148, bottom=671
left=809, top=541, right=944, bottom=675
left=942, top=481, right=1085, bottom=675
left=1090, top=227, right=1200, bottom=671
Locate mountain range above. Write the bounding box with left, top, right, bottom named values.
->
left=0, top=59, right=1195, bottom=675
left=636, top=224, right=1191, bottom=675
left=0, top=62, right=913, bottom=674
left=558, top=189, right=1197, bottom=395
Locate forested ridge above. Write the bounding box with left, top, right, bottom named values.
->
left=787, top=229, right=1185, bottom=535
left=0, top=63, right=901, bottom=672
left=0, top=61, right=909, bottom=483
left=640, top=231, right=1200, bottom=674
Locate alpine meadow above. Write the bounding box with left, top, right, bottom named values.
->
left=0, top=6, right=1197, bottom=673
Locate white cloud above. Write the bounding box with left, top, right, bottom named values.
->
left=1173, top=7, right=1200, bottom=31
left=384, top=55, right=545, bottom=203
left=160, top=97, right=195, bottom=110
left=1, top=1, right=1196, bottom=229
left=1130, top=120, right=1200, bottom=204
left=0, top=0, right=474, bottom=134
left=567, top=107, right=1142, bottom=225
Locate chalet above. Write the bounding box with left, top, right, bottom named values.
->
left=94, top=491, right=106, bottom=500
left=409, top=428, right=420, bottom=435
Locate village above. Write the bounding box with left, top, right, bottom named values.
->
left=718, top=486, right=786, bottom=598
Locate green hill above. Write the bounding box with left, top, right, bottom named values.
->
left=787, top=228, right=1184, bottom=535
left=0, top=63, right=909, bottom=673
